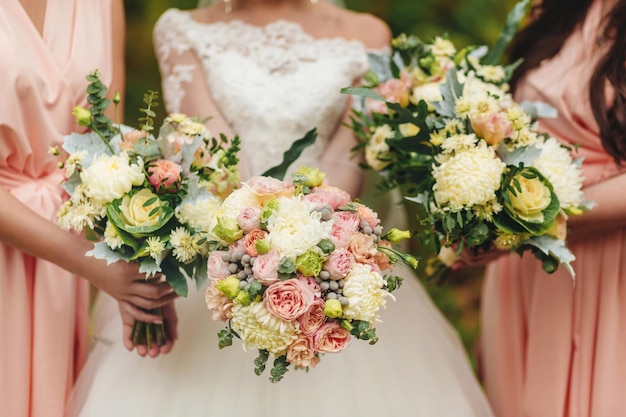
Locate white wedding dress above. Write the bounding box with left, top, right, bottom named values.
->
left=69, top=9, right=495, bottom=417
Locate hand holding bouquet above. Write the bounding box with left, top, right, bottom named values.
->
left=55, top=71, right=240, bottom=346
left=343, top=1, right=592, bottom=276
left=205, top=166, right=417, bottom=382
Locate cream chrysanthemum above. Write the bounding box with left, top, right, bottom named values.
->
left=64, top=150, right=87, bottom=177
left=170, top=227, right=199, bottom=263
left=430, top=36, right=456, bottom=56
left=104, top=221, right=124, bottom=249
left=230, top=302, right=298, bottom=355
left=146, top=236, right=166, bottom=260
left=433, top=141, right=506, bottom=210
left=176, top=195, right=222, bottom=233
left=365, top=125, right=394, bottom=171
left=494, top=230, right=529, bottom=250
left=342, top=263, right=390, bottom=324
left=80, top=152, right=144, bottom=204
left=57, top=200, right=101, bottom=232
left=476, top=65, right=506, bottom=83
left=472, top=198, right=503, bottom=222
left=532, top=137, right=585, bottom=209
left=267, top=197, right=331, bottom=259
left=439, top=133, right=479, bottom=156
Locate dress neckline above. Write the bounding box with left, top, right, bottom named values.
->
left=171, top=8, right=366, bottom=50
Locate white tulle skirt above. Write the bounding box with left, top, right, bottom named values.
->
left=67, top=261, right=494, bottom=417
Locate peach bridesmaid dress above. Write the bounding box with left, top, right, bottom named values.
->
left=481, top=1, right=626, bottom=416
left=0, top=1, right=115, bottom=416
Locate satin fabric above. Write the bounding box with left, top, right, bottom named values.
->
left=480, top=1, right=626, bottom=416
left=0, top=1, right=114, bottom=416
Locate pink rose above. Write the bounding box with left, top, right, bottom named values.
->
left=313, top=321, right=351, bottom=353
left=377, top=70, right=412, bottom=107
left=348, top=232, right=378, bottom=265
left=331, top=211, right=360, bottom=233
left=324, top=249, right=354, bottom=280
left=356, top=204, right=380, bottom=229
left=373, top=240, right=392, bottom=272
left=297, top=298, right=326, bottom=336
left=286, top=335, right=320, bottom=369
left=237, top=207, right=262, bottom=234
left=365, top=97, right=389, bottom=115
left=252, top=250, right=281, bottom=286
left=207, top=251, right=231, bottom=280
left=297, top=275, right=322, bottom=297
left=264, top=279, right=315, bottom=321
left=119, top=129, right=148, bottom=152
left=229, top=238, right=245, bottom=253
left=166, top=131, right=194, bottom=154
left=310, top=185, right=351, bottom=210
left=205, top=279, right=234, bottom=322
left=246, top=176, right=295, bottom=204
left=302, top=193, right=331, bottom=210
left=147, top=159, right=182, bottom=193
left=329, top=222, right=352, bottom=250
left=470, top=111, right=513, bottom=146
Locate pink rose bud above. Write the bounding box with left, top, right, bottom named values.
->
left=470, top=111, right=513, bottom=146
left=147, top=159, right=182, bottom=193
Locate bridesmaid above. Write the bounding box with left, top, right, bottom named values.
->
left=479, top=0, right=626, bottom=416
left=0, top=1, right=177, bottom=416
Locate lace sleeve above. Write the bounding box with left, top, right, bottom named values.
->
left=153, top=9, right=235, bottom=136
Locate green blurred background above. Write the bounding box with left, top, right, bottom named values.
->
left=122, top=0, right=519, bottom=363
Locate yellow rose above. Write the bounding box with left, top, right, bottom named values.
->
left=508, top=174, right=551, bottom=221
left=119, top=188, right=164, bottom=227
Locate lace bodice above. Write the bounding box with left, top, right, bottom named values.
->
left=154, top=9, right=368, bottom=177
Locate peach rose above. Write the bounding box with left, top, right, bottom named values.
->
left=244, top=229, right=268, bottom=257
left=546, top=212, right=568, bottom=241
left=252, top=250, right=281, bottom=286
left=348, top=232, right=378, bottom=265
left=313, top=321, right=351, bottom=353
left=246, top=176, right=295, bottom=204
left=264, top=279, right=315, bottom=321
left=119, top=129, right=148, bottom=152
left=207, top=251, right=230, bottom=280
left=310, top=185, right=351, bottom=210
left=470, top=111, right=513, bottom=146
left=323, top=249, right=354, bottom=280
left=297, top=298, right=327, bottom=336
left=147, top=159, right=182, bottom=193
left=286, top=335, right=320, bottom=369
left=205, top=279, right=234, bottom=322
left=356, top=204, right=380, bottom=229
left=297, top=275, right=322, bottom=298
left=372, top=240, right=392, bottom=272
left=237, top=207, right=262, bottom=234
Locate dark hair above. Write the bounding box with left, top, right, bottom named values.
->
left=509, top=0, right=626, bottom=162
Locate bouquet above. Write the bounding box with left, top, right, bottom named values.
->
left=204, top=166, right=417, bottom=382
left=55, top=71, right=240, bottom=345
left=343, top=0, right=592, bottom=276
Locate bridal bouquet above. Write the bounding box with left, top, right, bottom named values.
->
left=205, top=166, right=417, bottom=382
left=55, top=71, right=240, bottom=345
left=343, top=1, right=592, bottom=276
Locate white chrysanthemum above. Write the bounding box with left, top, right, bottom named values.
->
left=439, top=133, right=479, bottom=156
left=506, top=105, right=532, bottom=131
left=176, top=195, right=222, bottom=233
left=80, top=152, right=144, bottom=204
left=164, top=113, right=188, bottom=124
left=267, top=197, right=331, bottom=259
left=218, top=185, right=261, bottom=220
left=104, top=221, right=124, bottom=250
left=180, top=119, right=206, bottom=136
left=342, top=263, right=390, bottom=324
left=433, top=142, right=506, bottom=210
left=476, top=65, right=506, bottom=83
left=64, top=150, right=88, bottom=177
left=509, top=127, right=539, bottom=149
left=430, top=36, right=456, bottom=56
left=170, top=227, right=199, bottom=263
left=230, top=302, right=298, bottom=355
left=532, top=137, right=585, bottom=208
left=472, top=198, right=503, bottom=222
left=57, top=199, right=101, bottom=232
left=454, top=97, right=472, bottom=119
left=146, top=236, right=166, bottom=261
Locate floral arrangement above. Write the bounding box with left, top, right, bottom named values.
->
left=204, top=166, right=417, bottom=382
left=343, top=1, right=592, bottom=276
left=55, top=71, right=240, bottom=345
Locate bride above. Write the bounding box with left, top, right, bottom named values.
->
left=69, top=1, right=495, bottom=416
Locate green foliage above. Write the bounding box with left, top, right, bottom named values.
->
left=85, top=70, right=115, bottom=139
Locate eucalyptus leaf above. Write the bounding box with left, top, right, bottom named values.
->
left=86, top=242, right=131, bottom=264
left=497, top=144, right=542, bottom=167
left=367, top=51, right=392, bottom=81
left=62, top=132, right=113, bottom=167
